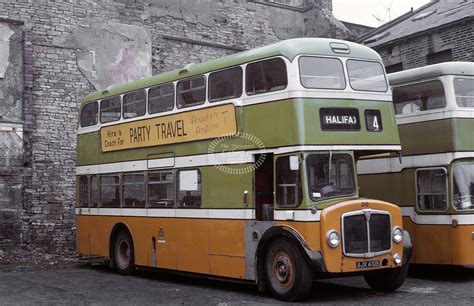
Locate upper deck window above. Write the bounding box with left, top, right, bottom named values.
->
left=246, top=58, right=287, bottom=95
left=299, top=57, right=346, bottom=89
left=347, top=60, right=388, bottom=92
left=123, top=90, right=146, bottom=119
left=454, top=77, right=474, bottom=108
left=177, top=76, right=206, bottom=109
left=149, top=83, right=174, bottom=114
left=393, top=80, right=446, bottom=115
left=100, top=96, right=121, bottom=123
left=80, top=102, right=98, bottom=127
left=209, top=67, right=243, bottom=102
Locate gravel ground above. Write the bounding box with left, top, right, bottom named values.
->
left=0, top=258, right=472, bottom=305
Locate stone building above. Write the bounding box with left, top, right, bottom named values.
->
left=358, top=0, right=474, bottom=73
left=0, top=0, right=355, bottom=250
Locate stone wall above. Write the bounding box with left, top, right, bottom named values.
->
left=0, top=19, right=24, bottom=248
left=375, top=20, right=473, bottom=71
left=0, top=0, right=348, bottom=251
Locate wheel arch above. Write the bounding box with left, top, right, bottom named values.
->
left=255, top=225, right=313, bottom=286
left=108, top=222, right=134, bottom=265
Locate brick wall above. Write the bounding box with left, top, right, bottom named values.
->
left=0, top=0, right=347, bottom=251
left=375, top=20, right=473, bottom=70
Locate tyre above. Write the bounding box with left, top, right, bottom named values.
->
left=113, top=230, right=135, bottom=275
left=363, top=263, right=409, bottom=291
left=264, top=238, right=313, bottom=301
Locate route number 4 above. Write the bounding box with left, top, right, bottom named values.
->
left=372, top=116, right=379, bottom=131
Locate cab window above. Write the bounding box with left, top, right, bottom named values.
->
left=276, top=156, right=302, bottom=207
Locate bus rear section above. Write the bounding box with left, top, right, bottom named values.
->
left=75, top=38, right=412, bottom=301
left=358, top=62, right=474, bottom=266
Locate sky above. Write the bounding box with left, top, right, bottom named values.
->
left=333, top=0, right=432, bottom=27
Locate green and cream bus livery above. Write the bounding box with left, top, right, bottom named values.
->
left=359, top=62, right=474, bottom=266
left=76, top=38, right=412, bottom=301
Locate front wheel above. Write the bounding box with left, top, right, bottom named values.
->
left=113, top=231, right=135, bottom=275
left=265, top=238, right=313, bottom=301
left=364, top=263, right=409, bottom=291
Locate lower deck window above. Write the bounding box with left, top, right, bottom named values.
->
left=91, top=175, right=99, bottom=207
left=79, top=176, right=88, bottom=207
left=416, top=168, right=447, bottom=211
left=177, top=169, right=201, bottom=207
left=148, top=171, right=174, bottom=207
left=101, top=175, right=120, bottom=207
left=122, top=173, right=145, bottom=208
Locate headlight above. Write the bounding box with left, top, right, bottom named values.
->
left=393, top=253, right=402, bottom=266
left=326, top=230, right=340, bottom=248
left=392, top=227, right=403, bottom=243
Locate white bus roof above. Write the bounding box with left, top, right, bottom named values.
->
left=388, top=62, right=474, bottom=85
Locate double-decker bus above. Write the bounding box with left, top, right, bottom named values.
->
left=76, top=38, right=412, bottom=301
left=359, top=62, right=474, bottom=266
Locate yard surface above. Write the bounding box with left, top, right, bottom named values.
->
left=0, top=262, right=472, bottom=304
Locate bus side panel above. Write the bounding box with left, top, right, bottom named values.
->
left=414, top=224, right=452, bottom=264
left=174, top=219, right=210, bottom=274
left=76, top=215, right=108, bottom=257
left=76, top=216, right=90, bottom=255
left=451, top=224, right=474, bottom=265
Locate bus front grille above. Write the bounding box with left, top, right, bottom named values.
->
left=342, top=210, right=391, bottom=257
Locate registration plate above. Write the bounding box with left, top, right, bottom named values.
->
left=356, top=260, right=380, bottom=269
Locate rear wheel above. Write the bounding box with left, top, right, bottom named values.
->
left=265, top=238, right=313, bottom=301
left=364, top=263, right=409, bottom=291
left=113, top=230, right=135, bottom=275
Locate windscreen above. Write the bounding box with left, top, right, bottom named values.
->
left=452, top=162, right=474, bottom=211
left=306, top=153, right=356, bottom=201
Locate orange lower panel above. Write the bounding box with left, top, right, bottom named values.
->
left=403, top=216, right=474, bottom=265
left=76, top=215, right=246, bottom=278
left=209, top=255, right=246, bottom=279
